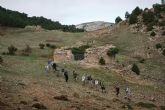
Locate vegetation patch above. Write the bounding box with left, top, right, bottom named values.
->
left=136, top=102, right=156, bottom=108
left=39, top=43, right=45, bottom=49
left=71, top=45, right=90, bottom=60
left=107, top=47, right=119, bottom=58
left=155, top=43, right=162, bottom=49
left=8, top=45, right=18, bottom=55
left=0, top=56, right=3, bottom=64
left=150, top=31, right=156, bottom=36
left=160, top=106, right=165, bottom=110
left=131, top=63, right=140, bottom=75
left=99, top=57, right=106, bottom=65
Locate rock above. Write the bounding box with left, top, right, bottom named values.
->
left=32, top=103, right=47, bottom=109
left=54, top=95, right=69, bottom=101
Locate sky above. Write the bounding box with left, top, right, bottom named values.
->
left=0, top=0, right=161, bottom=25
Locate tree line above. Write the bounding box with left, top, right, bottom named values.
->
left=0, top=6, right=85, bottom=32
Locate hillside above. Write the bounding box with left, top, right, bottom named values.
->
left=76, top=21, right=114, bottom=31
left=0, top=4, right=165, bottom=110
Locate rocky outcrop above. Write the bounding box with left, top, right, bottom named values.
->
left=83, top=44, right=115, bottom=65
left=76, top=21, right=114, bottom=31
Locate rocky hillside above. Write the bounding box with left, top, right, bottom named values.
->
left=76, top=21, right=114, bottom=31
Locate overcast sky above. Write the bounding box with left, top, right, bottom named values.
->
left=0, top=0, right=161, bottom=25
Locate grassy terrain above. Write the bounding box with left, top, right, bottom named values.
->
left=0, top=27, right=165, bottom=109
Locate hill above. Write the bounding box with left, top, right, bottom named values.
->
left=76, top=21, right=114, bottom=31
left=0, top=3, right=165, bottom=110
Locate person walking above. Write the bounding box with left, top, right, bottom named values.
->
left=73, top=70, right=78, bottom=81
left=64, top=70, right=69, bottom=82
left=115, top=86, right=120, bottom=97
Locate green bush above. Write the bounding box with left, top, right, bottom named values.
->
left=142, top=11, right=155, bottom=25
left=155, top=43, right=162, bottom=49
left=136, top=102, right=156, bottom=108
left=71, top=45, right=90, bottom=60
left=21, top=45, right=32, bottom=56
left=129, top=14, right=138, bottom=24
left=150, top=31, right=156, bottom=36
left=162, top=49, right=165, bottom=56
left=107, top=47, right=119, bottom=58
left=146, top=24, right=153, bottom=31
left=115, top=16, right=122, bottom=24
left=160, top=106, right=165, bottom=110
left=131, top=64, right=140, bottom=75
left=39, top=43, right=45, bottom=49
left=99, top=57, right=105, bottom=65
left=8, top=45, right=17, bottom=55
left=0, top=56, right=3, bottom=64
left=46, top=43, right=50, bottom=47
left=162, top=31, right=165, bottom=35
left=139, top=58, right=145, bottom=63
left=49, top=44, right=56, bottom=49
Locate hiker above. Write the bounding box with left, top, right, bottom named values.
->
left=115, top=86, right=120, bottom=97
left=100, top=81, right=106, bottom=93
left=125, top=87, right=131, bottom=100
left=101, top=84, right=106, bottom=93
left=47, top=59, right=52, bottom=70
left=45, top=65, right=49, bottom=73
left=73, top=70, right=78, bottom=81
left=81, top=74, right=86, bottom=85
left=64, top=70, right=69, bottom=82
left=52, top=62, right=57, bottom=72
left=86, top=75, right=92, bottom=84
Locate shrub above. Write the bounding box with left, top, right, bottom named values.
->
left=8, top=45, right=17, bottom=55
left=142, top=11, right=155, bottom=25
left=160, top=106, right=165, bottom=110
left=107, top=47, right=119, bottom=58
left=131, top=64, right=140, bottom=75
left=162, top=49, right=165, bottom=56
left=39, top=43, right=45, bottom=49
left=99, top=57, right=105, bottom=65
left=21, top=45, right=32, bottom=56
left=0, top=56, right=3, bottom=64
left=1, top=52, right=7, bottom=55
left=150, top=31, right=156, bottom=36
left=139, top=58, right=145, bottom=63
left=115, top=16, right=122, bottom=24
left=136, top=102, right=156, bottom=108
left=129, top=14, right=138, bottom=24
left=162, top=31, right=165, bottom=35
left=46, top=43, right=50, bottom=47
left=49, top=44, right=56, bottom=49
left=155, top=43, right=162, bottom=49
left=71, top=45, right=90, bottom=60
left=146, top=24, right=153, bottom=31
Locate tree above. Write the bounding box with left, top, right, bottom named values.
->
left=129, top=6, right=143, bottom=24
left=125, top=11, right=130, bottom=19
left=115, top=16, right=122, bottom=24
left=99, top=57, right=105, bottom=65
left=131, top=64, right=140, bottom=75
left=132, top=7, right=143, bottom=16
left=107, top=47, right=119, bottom=58
left=0, top=6, right=85, bottom=32
left=142, top=11, right=155, bottom=25
left=8, top=45, right=17, bottom=55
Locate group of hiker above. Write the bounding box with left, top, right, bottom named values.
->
left=45, top=59, right=131, bottom=99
